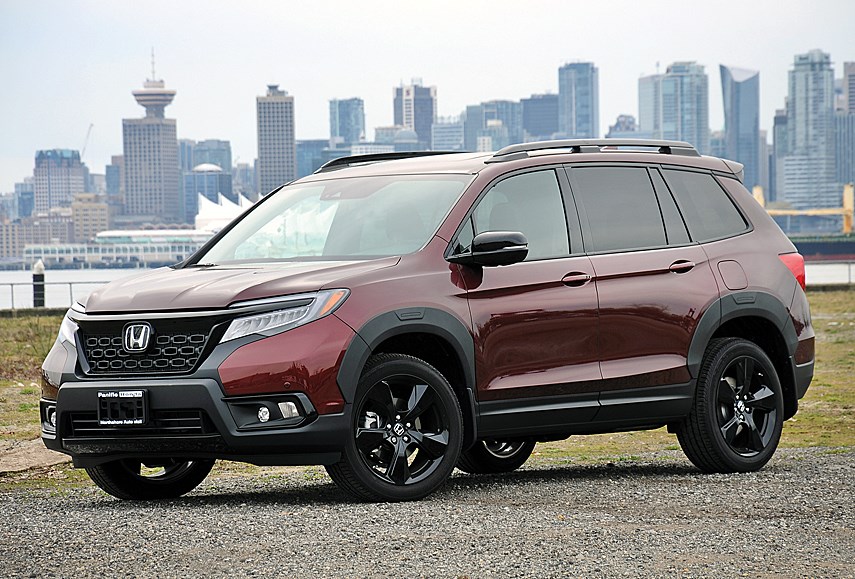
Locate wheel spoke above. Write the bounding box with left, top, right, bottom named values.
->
left=743, top=413, right=767, bottom=452
left=718, top=377, right=737, bottom=404
left=386, top=442, right=411, bottom=485
left=737, top=358, right=755, bottom=396
left=355, top=427, right=387, bottom=453
left=366, top=381, right=397, bottom=421
left=720, top=415, right=740, bottom=446
left=410, top=430, right=449, bottom=460
left=746, top=385, right=777, bottom=412
left=404, top=383, right=435, bottom=420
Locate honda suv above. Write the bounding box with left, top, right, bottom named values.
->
left=40, top=139, right=814, bottom=502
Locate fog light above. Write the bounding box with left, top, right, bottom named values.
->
left=257, top=406, right=270, bottom=423
left=47, top=407, right=57, bottom=427
left=278, top=401, right=299, bottom=419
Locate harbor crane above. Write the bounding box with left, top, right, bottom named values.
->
left=753, top=183, right=854, bottom=235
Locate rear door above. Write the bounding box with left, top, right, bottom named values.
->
left=565, top=164, right=718, bottom=422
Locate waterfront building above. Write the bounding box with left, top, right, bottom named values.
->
left=721, top=65, right=760, bottom=190
left=330, top=98, right=365, bottom=146
left=33, top=149, right=86, bottom=214
left=779, top=50, right=837, bottom=211
left=183, top=163, right=234, bottom=221
left=0, top=211, right=73, bottom=260
left=393, top=80, right=436, bottom=150
left=431, top=117, right=465, bottom=151
left=71, top=193, right=112, bottom=243
left=639, top=62, right=709, bottom=154
left=558, top=62, right=599, bottom=138
left=521, top=94, right=559, bottom=141
left=256, top=85, right=296, bottom=195
left=122, top=75, right=180, bottom=222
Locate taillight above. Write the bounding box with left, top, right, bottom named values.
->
left=779, top=252, right=806, bottom=291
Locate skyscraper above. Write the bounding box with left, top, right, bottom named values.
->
left=462, top=101, right=522, bottom=151
left=330, top=98, right=365, bottom=146
left=844, top=62, right=855, bottom=114
left=720, top=65, right=760, bottom=190
left=638, top=63, right=709, bottom=154
left=393, top=80, right=436, bottom=150
left=194, top=139, right=232, bottom=171
left=558, top=62, right=599, bottom=138
left=33, top=149, right=86, bottom=214
left=122, top=75, right=180, bottom=222
left=780, top=50, right=836, bottom=210
left=256, top=85, right=296, bottom=195
left=521, top=94, right=559, bottom=141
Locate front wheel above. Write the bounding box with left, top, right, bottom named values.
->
left=85, top=458, right=215, bottom=500
left=457, top=440, right=536, bottom=474
left=326, top=354, right=463, bottom=502
left=677, top=338, right=784, bottom=473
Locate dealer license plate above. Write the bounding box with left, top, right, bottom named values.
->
left=97, top=390, right=148, bottom=426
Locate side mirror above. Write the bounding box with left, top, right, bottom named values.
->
left=448, top=231, right=528, bottom=267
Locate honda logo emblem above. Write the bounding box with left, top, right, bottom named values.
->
left=123, top=323, right=152, bottom=353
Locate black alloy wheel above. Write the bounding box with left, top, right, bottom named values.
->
left=457, top=439, right=536, bottom=474
left=677, top=338, right=784, bottom=473
left=86, top=458, right=215, bottom=500
left=326, top=354, right=463, bottom=501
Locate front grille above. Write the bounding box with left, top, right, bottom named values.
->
left=78, top=317, right=222, bottom=376
left=67, top=409, right=214, bottom=438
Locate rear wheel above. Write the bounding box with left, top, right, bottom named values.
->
left=85, top=458, right=215, bottom=500
left=457, top=439, right=535, bottom=474
left=326, top=354, right=463, bottom=502
left=677, top=338, right=783, bottom=473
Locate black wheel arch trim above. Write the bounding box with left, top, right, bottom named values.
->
left=335, top=308, right=478, bottom=447
left=687, top=291, right=798, bottom=380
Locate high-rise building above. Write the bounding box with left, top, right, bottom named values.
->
left=179, top=139, right=196, bottom=172
left=193, top=139, right=232, bottom=172
left=330, top=98, right=365, bottom=146
left=183, top=163, right=234, bottom=220
left=720, top=65, right=760, bottom=190
left=33, top=149, right=86, bottom=214
left=463, top=101, right=522, bottom=151
left=779, top=50, right=837, bottom=210
left=233, top=162, right=256, bottom=199
left=558, top=62, right=599, bottom=138
left=374, top=126, right=405, bottom=145
left=71, top=193, right=112, bottom=243
left=521, top=94, right=559, bottom=141
left=771, top=108, right=788, bottom=202
left=256, top=85, right=296, bottom=195
left=431, top=117, right=465, bottom=151
left=639, top=62, right=710, bottom=154
left=393, top=80, right=436, bottom=150
left=843, top=62, right=855, bottom=114
left=14, top=179, right=34, bottom=219
left=606, top=114, right=652, bottom=139
left=122, top=76, right=180, bottom=222
left=296, top=139, right=329, bottom=178
left=835, top=111, right=855, bottom=187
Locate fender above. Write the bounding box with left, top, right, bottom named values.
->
left=334, top=307, right=479, bottom=446
left=686, top=290, right=798, bottom=379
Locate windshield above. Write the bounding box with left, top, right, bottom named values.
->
left=197, top=174, right=472, bottom=263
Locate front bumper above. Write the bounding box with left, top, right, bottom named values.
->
left=42, top=379, right=349, bottom=468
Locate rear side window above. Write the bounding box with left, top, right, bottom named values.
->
left=662, top=169, right=748, bottom=242
left=569, top=166, right=666, bottom=253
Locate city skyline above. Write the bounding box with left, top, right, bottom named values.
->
left=2, top=0, right=854, bottom=192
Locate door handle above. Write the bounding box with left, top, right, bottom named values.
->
left=669, top=260, right=695, bottom=273
left=561, top=272, right=592, bottom=287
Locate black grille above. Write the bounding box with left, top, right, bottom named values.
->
left=78, top=318, right=220, bottom=376
left=67, top=409, right=214, bottom=438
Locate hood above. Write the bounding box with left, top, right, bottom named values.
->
left=81, top=258, right=399, bottom=313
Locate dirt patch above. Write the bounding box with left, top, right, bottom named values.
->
left=0, top=438, right=69, bottom=473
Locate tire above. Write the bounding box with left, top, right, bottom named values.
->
left=457, top=440, right=536, bottom=474
left=676, top=338, right=784, bottom=473
left=325, top=353, right=464, bottom=502
left=85, top=458, right=215, bottom=500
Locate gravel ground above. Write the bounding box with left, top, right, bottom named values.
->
left=1, top=447, right=852, bottom=578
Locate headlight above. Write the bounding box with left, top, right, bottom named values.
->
left=220, top=289, right=349, bottom=343
left=58, top=314, right=78, bottom=346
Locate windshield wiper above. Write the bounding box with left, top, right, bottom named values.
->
left=187, top=262, right=217, bottom=268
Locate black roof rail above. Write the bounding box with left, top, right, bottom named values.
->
left=314, top=151, right=463, bottom=173
left=487, top=139, right=700, bottom=162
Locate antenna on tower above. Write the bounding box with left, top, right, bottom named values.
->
left=150, top=47, right=156, bottom=81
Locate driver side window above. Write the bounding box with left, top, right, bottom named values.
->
left=471, top=170, right=569, bottom=261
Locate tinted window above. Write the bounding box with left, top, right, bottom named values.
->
left=650, top=169, right=690, bottom=245
left=570, top=167, right=666, bottom=252
left=663, top=169, right=748, bottom=242
left=471, top=170, right=569, bottom=260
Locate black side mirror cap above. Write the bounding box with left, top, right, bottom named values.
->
left=447, top=231, right=528, bottom=267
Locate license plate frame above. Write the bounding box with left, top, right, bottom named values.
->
left=97, top=390, right=148, bottom=426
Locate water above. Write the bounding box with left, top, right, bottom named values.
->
left=0, top=262, right=851, bottom=310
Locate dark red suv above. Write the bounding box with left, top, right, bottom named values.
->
left=40, top=140, right=814, bottom=501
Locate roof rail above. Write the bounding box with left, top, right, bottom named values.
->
left=488, top=139, right=700, bottom=162
left=314, top=151, right=462, bottom=173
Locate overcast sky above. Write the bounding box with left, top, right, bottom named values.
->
left=1, top=0, right=853, bottom=193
